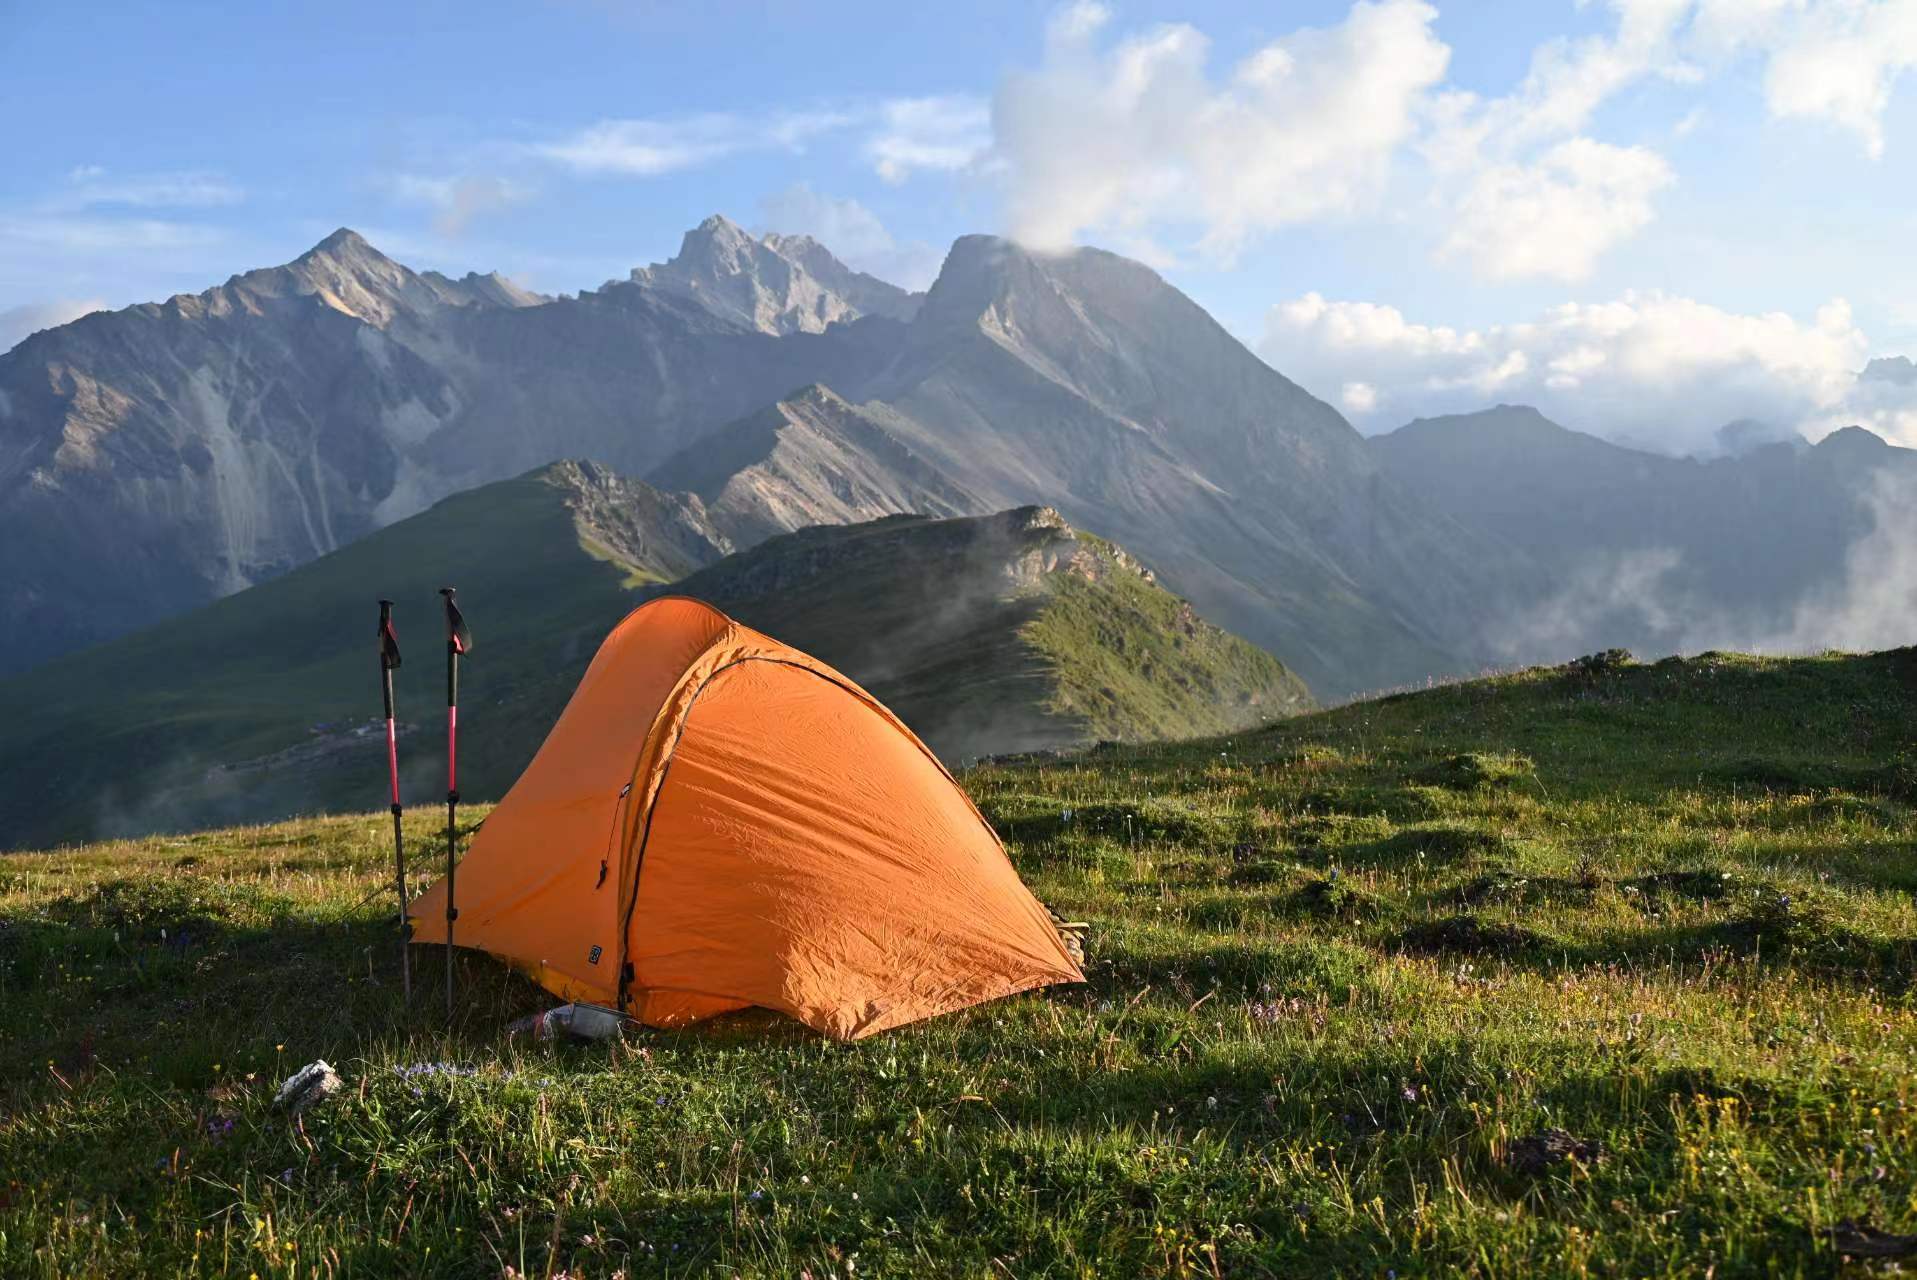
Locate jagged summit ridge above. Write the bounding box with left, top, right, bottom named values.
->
left=198, top=227, right=543, bottom=328
left=625, top=213, right=920, bottom=335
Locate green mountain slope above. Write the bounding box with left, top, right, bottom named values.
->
left=0, top=461, right=725, bottom=849
left=0, top=476, right=1306, bottom=850
left=655, top=506, right=1313, bottom=761
left=4, top=649, right=1916, bottom=1275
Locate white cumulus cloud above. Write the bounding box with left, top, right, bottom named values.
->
left=1421, top=0, right=1694, bottom=283
left=991, top=0, right=1450, bottom=259
left=1694, top=0, right=1917, bottom=158
left=1441, top=138, right=1674, bottom=282
left=1261, top=288, right=1887, bottom=452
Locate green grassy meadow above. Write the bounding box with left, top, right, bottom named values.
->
left=4, top=649, right=1917, bottom=1276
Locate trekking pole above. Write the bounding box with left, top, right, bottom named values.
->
left=377, top=601, right=410, bottom=1000
left=439, top=587, right=473, bottom=1021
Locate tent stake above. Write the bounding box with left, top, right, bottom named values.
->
left=376, top=601, right=410, bottom=1001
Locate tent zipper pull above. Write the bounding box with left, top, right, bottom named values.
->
left=597, top=782, right=633, bottom=889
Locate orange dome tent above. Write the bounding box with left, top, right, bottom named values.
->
left=408, top=596, right=1082, bottom=1039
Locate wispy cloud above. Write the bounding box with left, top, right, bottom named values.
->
left=757, top=182, right=945, bottom=289
left=45, top=167, right=244, bottom=212
left=527, top=96, right=988, bottom=190
left=0, top=215, right=229, bottom=253
left=385, top=174, right=533, bottom=236
left=865, top=95, right=991, bottom=183
left=535, top=108, right=857, bottom=175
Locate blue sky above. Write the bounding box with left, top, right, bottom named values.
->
left=4, top=0, right=1917, bottom=450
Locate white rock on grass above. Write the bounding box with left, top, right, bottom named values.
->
left=273, top=1059, right=343, bottom=1114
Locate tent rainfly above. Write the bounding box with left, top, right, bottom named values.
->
left=409, top=596, right=1083, bottom=1039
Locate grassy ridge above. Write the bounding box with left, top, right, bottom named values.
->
left=1025, top=532, right=1309, bottom=743
left=3, top=649, right=1916, bottom=1276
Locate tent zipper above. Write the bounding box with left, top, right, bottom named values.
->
left=597, top=782, right=632, bottom=890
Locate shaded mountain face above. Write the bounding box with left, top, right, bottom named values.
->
left=1371, top=406, right=1917, bottom=661
left=1, top=217, right=1523, bottom=697
left=0, top=229, right=521, bottom=675
left=627, top=214, right=921, bottom=334
left=0, top=226, right=909, bottom=674
left=0, top=467, right=1301, bottom=850
left=648, top=383, right=987, bottom=546
left=812, top=235, right=1530, bottom=696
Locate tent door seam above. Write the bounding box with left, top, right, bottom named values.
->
left=614, top=654, right=993, bottom=1013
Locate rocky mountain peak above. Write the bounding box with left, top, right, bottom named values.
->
left=210, top=228, right=542, bottom=327
left=209, top=228, right=440, bottom=328
left=760, top=231, right=824, bottom=260
left=1862, top=355, right=1917, bottom=386
left=1814, top=424, right=1891, bottom=456
left=675, top=214, right=759, bottom=270
left=303, top=226, right=376, bottom=259
left=626, top=214, right=918, bottom=335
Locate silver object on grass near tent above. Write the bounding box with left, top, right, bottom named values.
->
left=506, top=1002, right=631, bottom=1042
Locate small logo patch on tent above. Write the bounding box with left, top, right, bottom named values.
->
left=587, top=945, right=603, bottom=965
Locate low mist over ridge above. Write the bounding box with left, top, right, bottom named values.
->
left=1372, top=406, right=1917, bottom=665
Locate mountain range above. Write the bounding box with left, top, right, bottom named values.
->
left=1370, top=405, right=1917, bottom=662
left=0, top=215, right=1521, bottom=697
left=3, top=214, right=1912, bottom=706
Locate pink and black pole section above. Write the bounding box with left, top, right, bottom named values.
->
left=439, top=586, right=473, bottom=1020
left=377, top=600, right=411, bottom=1000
